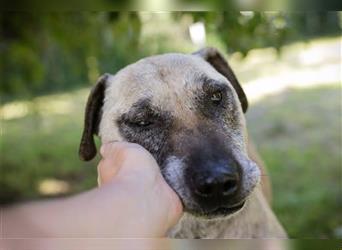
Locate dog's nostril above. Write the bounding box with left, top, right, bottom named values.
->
left=194, top=174, right=239, bottom=197
left=222, top=178, right=238, bottom=195
left=197, top=182, right=214, bottom=196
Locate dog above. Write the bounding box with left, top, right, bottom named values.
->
left=78, top=47, right=287, bottom=238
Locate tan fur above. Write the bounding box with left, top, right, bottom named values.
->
left=99, top=54, right=228, bottom=141
left=247, top=139, right=273, bottom=204
left=94, top=52, right=286, bottom=238
left=168, top=187, right=285, bottom=238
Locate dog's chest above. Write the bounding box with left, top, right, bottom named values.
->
left=167, top=212, right=241, bottom=238
left=167, top=189, right=287, bottom=239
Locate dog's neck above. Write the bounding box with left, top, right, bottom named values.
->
left=167, top=186, right=287, bottom=238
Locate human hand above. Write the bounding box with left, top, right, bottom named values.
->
left=97, top=142, right=183, bottom=236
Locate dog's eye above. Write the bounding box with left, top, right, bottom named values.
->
left=210, top=91, right=222, bottom=104
left=131, top=120, right=153, bottom=127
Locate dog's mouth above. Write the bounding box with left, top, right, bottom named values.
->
left=190, top=200, right=246, bottom=219
left=209, top=201, right=245, bottom=216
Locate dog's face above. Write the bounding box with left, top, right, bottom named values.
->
left=79, top=48, right=260, bottom=219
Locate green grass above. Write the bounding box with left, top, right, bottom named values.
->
left=0, top=89, right=100, bottom=203
left=246, top=84, right=341, bottom=238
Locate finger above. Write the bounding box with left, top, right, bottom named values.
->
left=98, top=142, right=142, bottom=184
left=100, top=141, right=119, bottom=158
left=100, top=141, right=138, bottom=160
left=97, top=158, right=120, bottom=185
left=98, top=141, right=160, bottom=185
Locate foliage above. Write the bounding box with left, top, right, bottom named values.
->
left=185, top=12, right=340, bottom=55
left=0, top=12, right=144, bottom=101
left=1, top=12, right=340, bottom=101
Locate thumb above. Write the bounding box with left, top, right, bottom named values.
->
left=97, top=142, right=122, bottom=185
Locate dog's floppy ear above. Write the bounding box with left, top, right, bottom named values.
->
left=193, top=47, right=248, bottom=113
left=79, top=73, right=110, bottom=161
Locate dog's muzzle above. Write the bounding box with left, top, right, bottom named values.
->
left=186, top=156, right=245, bottom=217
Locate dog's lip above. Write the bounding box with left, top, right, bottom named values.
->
left=186, top=200, right=246, bottom=218
left=209, top=201, right=245, bottom=215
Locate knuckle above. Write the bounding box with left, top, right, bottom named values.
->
left=110, top=142, right=154, bottom=162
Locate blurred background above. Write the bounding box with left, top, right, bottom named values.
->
left=0, top=11, right=341, bottom=238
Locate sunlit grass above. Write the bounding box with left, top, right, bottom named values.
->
left=38, top=178, right=70, bottom=195
left=231, top=36, right=341, bottom=103
left=0, top=89, right=89, bottom=120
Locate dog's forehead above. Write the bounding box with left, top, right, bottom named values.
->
left=105, top=53, right=228, bottom=112
left=127, top=53, right=225, bottom=84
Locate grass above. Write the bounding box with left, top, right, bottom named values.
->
left=246, top=84, right=341, bottom=238
left=0, top=89, right=100, bottom=203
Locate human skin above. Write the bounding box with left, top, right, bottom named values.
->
left=2, top=142, right=183, bottom=238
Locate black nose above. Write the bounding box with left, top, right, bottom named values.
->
left=192, top=167, right=240, bottom=198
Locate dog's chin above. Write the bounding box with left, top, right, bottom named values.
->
left=187, top=201, right=246, bottom=220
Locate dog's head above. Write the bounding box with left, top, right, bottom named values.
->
left=79, top=48, right=260, bottom=219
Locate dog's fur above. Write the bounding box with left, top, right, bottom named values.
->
left=79, top=47, right=287, bottom=238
